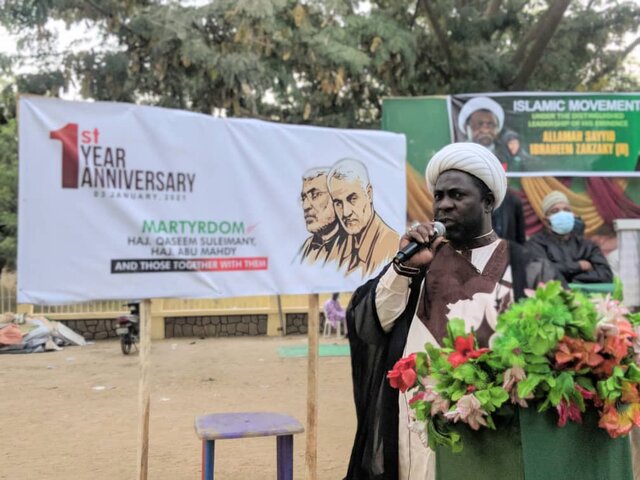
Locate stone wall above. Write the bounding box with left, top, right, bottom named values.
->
left=60, top=319, right=119, bottom=340
left=285, top=313, right=307, bottom=335
left=58, top=313, right=323, bottom=340
left=285, top=313, right=327, bottom=335
left=165, top=315, right=268, bottom=337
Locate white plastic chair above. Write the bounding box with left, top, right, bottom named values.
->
left=322, top=310, right=344, bottom=338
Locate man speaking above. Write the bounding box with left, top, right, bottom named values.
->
left=344, top=142, right=560, bottom=480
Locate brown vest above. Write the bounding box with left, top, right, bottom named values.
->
left=417, top=241, right=510, bottom=347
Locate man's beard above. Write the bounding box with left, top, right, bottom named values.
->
left=474, top=136, right=495, bottom=148
left=446, top=216, right=484, bottom=246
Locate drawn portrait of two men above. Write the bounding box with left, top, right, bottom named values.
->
left=297, top=158, right=398, bottom=277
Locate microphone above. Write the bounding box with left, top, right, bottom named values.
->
left=393, top=221, right=446, bottom=264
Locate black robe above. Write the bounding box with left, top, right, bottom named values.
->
left=526, top=229, right=613, bottom=284
left=343, top=241, right=560, bottom=480
left=491, top=189, right=525, bottom=245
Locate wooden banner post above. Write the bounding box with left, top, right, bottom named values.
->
left=305, top=293, right=319, bottom=480
left=277, top=294, right=286, bottom=336
left=137, top=299, right=152, bottom=480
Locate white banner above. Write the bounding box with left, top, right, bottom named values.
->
left=18, top=97, right=406, bottom=304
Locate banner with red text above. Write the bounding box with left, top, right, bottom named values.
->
left=18, top=97, right=405, bottom=304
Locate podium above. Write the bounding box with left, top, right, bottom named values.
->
left=436, top=407, right=632, bottom=480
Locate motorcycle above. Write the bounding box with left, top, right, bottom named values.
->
left=115, top=302, right=140, bottom=355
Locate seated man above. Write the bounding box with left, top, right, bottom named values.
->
left=323, top=292, right=346, bottom=334
left=527, top=191, right=613, bottom=284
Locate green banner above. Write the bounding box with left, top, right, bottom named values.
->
left=381, top=96, right=452, bottom=174
left=452, top=93, right=640, bottom=176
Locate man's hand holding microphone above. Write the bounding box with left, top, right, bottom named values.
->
left=392, top=221, right=446, bottom=276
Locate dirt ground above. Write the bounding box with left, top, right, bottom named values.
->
left=2, top=335, right=356, bottom=480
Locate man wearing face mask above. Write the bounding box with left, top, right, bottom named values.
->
left=526, top=190, right=613, bottom=284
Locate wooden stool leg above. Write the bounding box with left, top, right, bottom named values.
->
left=276, top=435, right=294, bottom=480
left=202, top=439, right=215, bottom=480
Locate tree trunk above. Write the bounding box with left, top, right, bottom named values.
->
left=510, top=0, right=571, bottom=90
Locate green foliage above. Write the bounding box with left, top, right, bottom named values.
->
left=0, top=119, right=18, bottom=270
left=494, top=282, right=573, bottom=359
left=428, top=416, right=462, bottom=453
left=0, top=0, right=638, bottom=130
left=564, top=289, right=600, bottom=340
left=597, top=366, right=625, bottom=401
left=444, top=318, right=466, bottom=348
left=405, top=281, right=640, bottom=450
left=613, top=276, right=624, bottom=302
left=474, top=386, right=509, bottom=413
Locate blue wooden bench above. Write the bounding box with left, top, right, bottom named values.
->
left=194, top=412, right=304, bottom=480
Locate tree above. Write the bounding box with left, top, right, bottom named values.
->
left=401, top=0, right=640, bottom=94
left=0, top=117, right=18, bottom=271
left=0, top=0, right=417, bottom=128
left=1, top=0, right=638, bottom=129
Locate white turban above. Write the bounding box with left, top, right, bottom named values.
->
left=457, top=97, right=504, bottom=134
left=541, top=191, right=570, bottom=215
left=425, top=142, right=507, bottom=208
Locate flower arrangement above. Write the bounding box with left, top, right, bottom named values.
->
left=388, top=281, right=640, bottom=452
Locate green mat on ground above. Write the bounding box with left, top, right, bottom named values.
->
left=568, top=282, right=615, bottom=293
left=278, top=344, right=351, bottom=358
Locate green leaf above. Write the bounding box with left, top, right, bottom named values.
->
left=597, top=372, right=624, bottom=401
left=517, top=374, right=544, bottom=398
left=450, top=387, right=465, bottom=402
left=475, top=389, right=491, bottom=407
left=489, top=387, right=509, bottom=407
left=446, top=318, right=466, bottom=342
left=629, top=312, right=640, bottom=327
left=613, top=276, right=624, bottom=302
left=575, top=376, right=595, bottom=391
left=427, top=417, right=462, bottom=453
left=451, top=363, right=478, bottom=384
left=485, top=415, right=496, bottom=430
left=414, top=402, right=429, bottom=422
left=415, top=352, right=430, bottom=377
left=628, top=364, right=640, bottom=383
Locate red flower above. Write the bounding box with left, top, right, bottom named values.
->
left=594, top=323, right=635, bottom=376
left=598, top=401, right=640, bottom=438
left=621, top=382, right=640, bottom=404
left=409, top=391, right=426, bottom=406
left=556, top=399, right=582, bottom=427
left=387, top=353, right=417, bottom=392
left=447, top=334, right=490, bottom=368
left=555, top=336, right=604, bottom=371
left=575, top=384, right=599, bottom=404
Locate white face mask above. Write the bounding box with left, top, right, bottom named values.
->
left=548, top=211, right=575, bottom=235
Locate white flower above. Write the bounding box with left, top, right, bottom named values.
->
left=443, top=394, right=488, bottom=430
left=430, top=396, right=450, bottom=416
